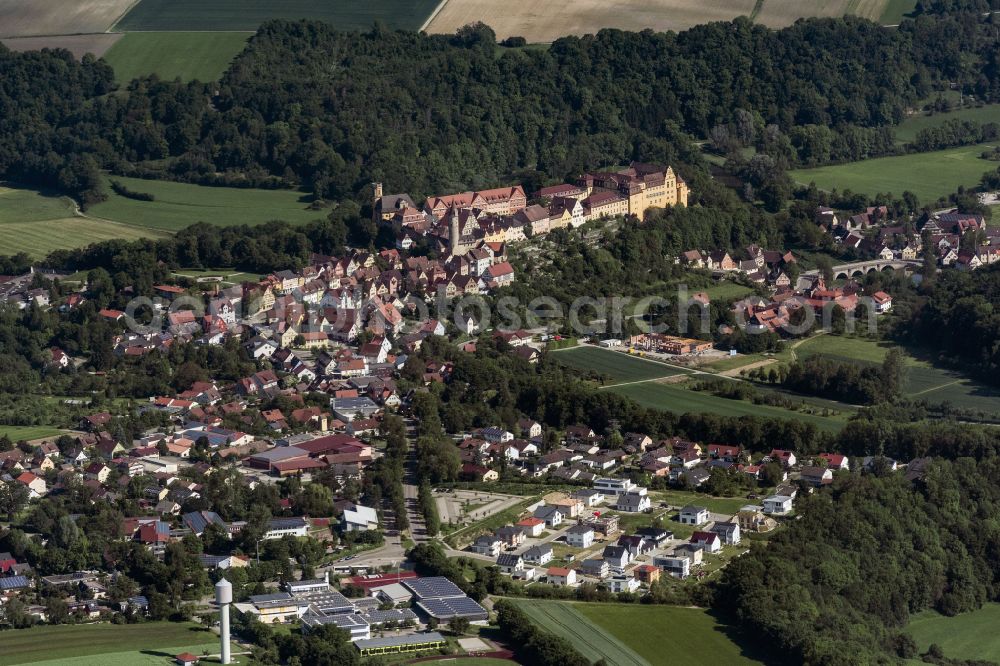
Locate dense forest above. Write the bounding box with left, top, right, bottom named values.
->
left=3, top=12, right=1000, bottom=206
left=718, top=457, right=1000, bottom=664
left=905, top=263, right=1000, bottom=383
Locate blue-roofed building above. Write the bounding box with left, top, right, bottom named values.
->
left=264, top=517, right=310, bottom=540
left=415, top=596, right=488, bottom=622
left=301, top=612, right=370, bottom=641
left=401, top=576, right=465, bottom=600
left=182, top=510, right=227, bottom=536
left=0, top=575, right=30, bottom=592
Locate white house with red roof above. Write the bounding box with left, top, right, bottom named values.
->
left=16, top=471, right=47, bottom=498
left=818, top=453, right=850, bottom=470
left=769, top=449, right=797, bottom=467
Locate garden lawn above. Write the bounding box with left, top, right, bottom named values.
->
left=552, top=346, right=690, bottom=385
left=88, top=176, right=325, bottom=233
left=0, top=622, right=216, bottom=666
left=906, top=603, right=1000, bottom=662
left=788, top=144, right=997, bottom=204
left=103, top=32, right=251, bottom=83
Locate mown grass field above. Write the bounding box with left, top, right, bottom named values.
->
left=114, top=0, right=440, bottom=31
left=795, top=335, right=1000, bottom=414
left=906, top=603, right=1000, bottom=662
left=103, top=32, right=251, bottom=83
left=512, top=600, right=648, bottom=665
left=895, top=104, right=1000, bottom=143
left=0, top=184, right=162, bottom=258
left=0, top=425, right=64, bottom=441
left=552, top=346, right=690, bottom=385
left=88, top=176, right=325, bottom=232
left=578, top=603, right=764, bottom=665
left=611, top=381, right=849, bottom=433
left=513, top=600, right=762, bottom=666
left=0, top=622, right=217, bottom=666
left=788, top=144, right=997, bottom=203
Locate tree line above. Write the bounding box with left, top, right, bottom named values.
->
left=5, top=13, right=1000, bottom=206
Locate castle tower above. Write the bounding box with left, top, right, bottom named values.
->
left=449, top=207, right=461, bottom=257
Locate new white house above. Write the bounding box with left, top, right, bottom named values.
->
left=763, top=495, right=793, bottom=516
left=565, top=524, right=595, bottom=548
left=678, top=505, right=709, bottom=525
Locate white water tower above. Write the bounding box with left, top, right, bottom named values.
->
left=215, top=578, right=232, bottom=665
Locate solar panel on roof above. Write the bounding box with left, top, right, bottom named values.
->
left=362, top=608, right=418, bottom=624
left=0, top=575, right=29, bottom=590
left=417, top=596, right=487, bottom=620
left=402, top=575, right=464, bottom=599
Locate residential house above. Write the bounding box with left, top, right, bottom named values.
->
left=616, top=492, right=651, bottom=513
left=471, top=534, right=502, bottom=557
left=581, top=558, right=609, bottom=579
left=602, top=545, right=630, bottom=570
left=546, top=567, right=577, bottom=586
left=678, top=505, right=709, bottom=526
left=523, top=544, right=553, bottom=566
left=516, top=517, right=545, bottom=538
left=496, top=553, right=525, bottom=575
left=565, top=524, right=595, bottom=548
left=709, top=522, right=741, bottom=546
left=763, top=495, right=793, bottom=516
left=533, top=506, right=564, bottom=528
left=799, top=466, right=834, bottom=487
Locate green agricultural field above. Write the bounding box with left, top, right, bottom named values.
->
left=114, top=0, right=441, bottom=32
left=513, top=601, right=762, bottom=666
left=788, top=144, right=997, bottom=204
left=610, top=381, right=849, bottom=433
left=0, top=184, right=162, bottom=257
left=795, top=335, right=1000, bottom=415
left=0, top=425, right=64, bottom=441
left=552, top=346, right=690, bottom=385
left=88, top=176, right=325, bottom=233
left=895, top=104, right=1000, bottom=143
left=0, top=621, right=217, bottom=666
left=906, top=603, right=1000, bottom=662
left=103, top=32, right=250, bottom=83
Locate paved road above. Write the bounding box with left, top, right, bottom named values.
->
left=402, top=417, right=428, bottom=544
